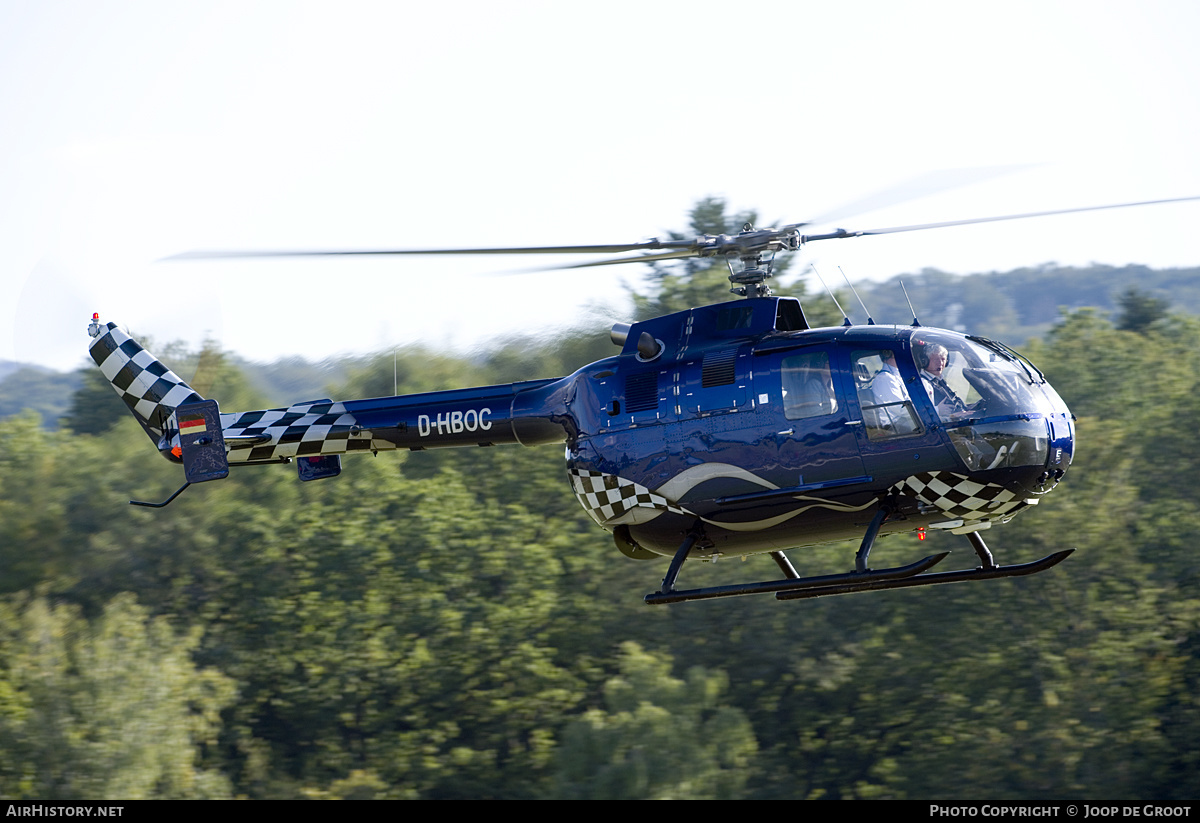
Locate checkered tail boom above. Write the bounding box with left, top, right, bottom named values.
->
left=88, top=321, right=203, bottom=446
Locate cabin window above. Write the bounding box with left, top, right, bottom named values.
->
left=851, top=350, right=923, bottom=440
left=782, top=351, right=837, bottom=420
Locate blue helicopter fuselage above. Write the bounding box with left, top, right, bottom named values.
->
left=557, top=297, right=1075, bottom=559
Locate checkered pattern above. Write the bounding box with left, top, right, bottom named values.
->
left=570, top=469, right=692, bottom=527
left=89, top=322, right=202, bottom=443
left=88, top=320, right=376, bottom=462
left=893, top=471, right=1026, bottom=520
left=222, top=403, right=373, bottom=463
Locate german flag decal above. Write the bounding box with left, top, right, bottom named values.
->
left=179, top=414, right=207, bottom=435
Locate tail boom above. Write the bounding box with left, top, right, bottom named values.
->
left=220, top=378, right=570, bottom=464
left=88, top=318, right=574, bottom=474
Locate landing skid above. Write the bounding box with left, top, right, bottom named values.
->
left=774, top=549, right=1073, bottom=601
left=644, top=552, right=952, bottom=605
left=643, top=509, right=1074, bottom=605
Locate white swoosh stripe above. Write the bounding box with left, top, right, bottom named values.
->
left=654, top=462, right=779, bottom=501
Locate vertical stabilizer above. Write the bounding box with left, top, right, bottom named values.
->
left=87, top=317, right=203, bottom=446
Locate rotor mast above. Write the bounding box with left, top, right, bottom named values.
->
left=701, top=222, right=801, bottom=299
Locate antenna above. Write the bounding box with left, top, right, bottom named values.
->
left=838, top=266, right=875, bottom=325
left=900, top=280, right=921, bottom=327
left=810, top=264, right=851, bottom=326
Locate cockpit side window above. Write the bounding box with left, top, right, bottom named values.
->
left=782, top=351, right=837, bottom=420
left=908, top=331, right=1058, bottom=470
left=911, top=337, right=982, bottom=422
left=851, top=349, right=923, bottom=440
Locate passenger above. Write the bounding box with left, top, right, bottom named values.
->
left=782, top=355, right=837, bottom=418
left=872, top=351, right=906, bottom=406
left=870, top=350, right=916, bottom=433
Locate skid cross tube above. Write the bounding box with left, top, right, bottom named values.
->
left=855, top=503, right=893, bottom=572
left=656, top=527, right=704, bottom=596
left=770, top=551, right=801, bottom=579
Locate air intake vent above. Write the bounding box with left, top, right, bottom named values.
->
left=625, top=371, right=659, bottom=413
left=701, top=350, right=738, bottom=388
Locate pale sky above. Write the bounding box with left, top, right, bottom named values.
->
left=5, top=0, right=1200, bottom=371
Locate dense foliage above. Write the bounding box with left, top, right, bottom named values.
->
left=2, top=204, right=1198, bottom=799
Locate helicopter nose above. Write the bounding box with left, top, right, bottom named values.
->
left=1044, top=414, right=1074, bottom=483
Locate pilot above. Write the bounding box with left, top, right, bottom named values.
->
left=917, top=342, right=968, bottom=416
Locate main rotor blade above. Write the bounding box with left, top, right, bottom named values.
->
left=800, top=195, right=1200, bottom=243
left=546, top=248, right=703, bottom=270
left=167, top=239, right=697, bottom=261
left=788, top=164, right=1037, bottom=230
left=167, top=194, right=1200, bottom=271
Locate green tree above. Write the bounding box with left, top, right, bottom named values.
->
left=0, top=594, right=234, bottom=799
left=0, top=367, right=81, bottom=430
left=1115, top=285, right=1171, bottom=333
left=61, top=366, right=128, bottom=436
left=555, top=642, right=757, bottom=799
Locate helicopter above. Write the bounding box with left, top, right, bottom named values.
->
left=88, top=195, right=1200, bottom=605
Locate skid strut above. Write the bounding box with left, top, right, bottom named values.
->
left=657, top=528, right=702, bottom=595
left=644, top=507, right=1074, bottom=605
